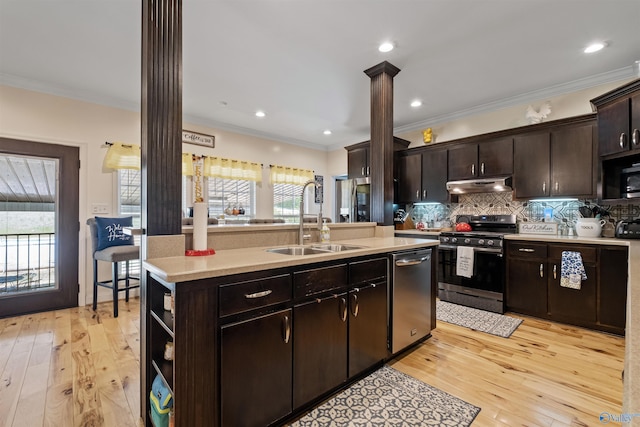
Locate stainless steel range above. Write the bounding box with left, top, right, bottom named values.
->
left=438, top=214, right=517, bottom=313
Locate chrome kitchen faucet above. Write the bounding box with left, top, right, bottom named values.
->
left=299, top=179, right=323, bottom=245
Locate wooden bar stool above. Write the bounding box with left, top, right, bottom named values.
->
left=87, top=217, right=140, bottom=317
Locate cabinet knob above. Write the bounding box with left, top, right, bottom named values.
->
left=620, top=132, right=628, bottom=149
left=633, top=129, right=639, bottom=147
left=539, top=263, right=544, bottom=278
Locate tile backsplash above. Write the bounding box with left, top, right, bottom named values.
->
left=407, top=192, right=640, bottom=227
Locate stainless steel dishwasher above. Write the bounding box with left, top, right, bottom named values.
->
left=390, top=249, right=433, bottom=354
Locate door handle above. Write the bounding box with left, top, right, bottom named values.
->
left=416, top=190, right=420, bottom=200
left=282, top=315, right=291, bottom=344
left=339, top=297, right=347, bottom=322
left=422, top=189, right=427, bottom=199
left=480, top=162, right=485, bottom=175
left=361, top=166, right=365, bottom=176
left=366, top=166, right=370, bottom=176
left=471, top=164, right=475, bottom=176
left=555, top=182, right=559, bottom=192
left=542, top=182, right=546, bottom=194
left=539, top=263, right=544, bottom=278
left=633, top=129, right=639, bottom=147
left=553, top=264, right=557, bottom=280
left=350, top=292, right=359, bottom=317
left=620, top=132, right=628, bottom=149
left=518, top=248, right=535, bottom=253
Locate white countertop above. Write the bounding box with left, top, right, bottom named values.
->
left=144, top=236, right=439, bottom=283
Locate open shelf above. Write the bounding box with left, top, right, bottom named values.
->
left=151, top=309, right=174, bottom=338
left=152, top=358, right=174, bottom=396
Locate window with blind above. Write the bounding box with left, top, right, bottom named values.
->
left=207, top=177, right=255, bottom=216
left=273, top=183, right=303, bottom=223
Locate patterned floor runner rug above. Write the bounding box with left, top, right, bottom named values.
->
left=290, top=365, right=480, bottom=426
left=437, top=300, right=523, bottom=338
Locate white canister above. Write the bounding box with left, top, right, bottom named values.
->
left=575, top=218, right=606, bottom=237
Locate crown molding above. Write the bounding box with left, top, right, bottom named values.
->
left=393, top=66, right=637, bottom=135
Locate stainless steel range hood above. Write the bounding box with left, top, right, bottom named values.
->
left=446, top=176, right=513, bottom=194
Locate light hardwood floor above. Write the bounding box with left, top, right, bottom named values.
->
left=0, top=298, right=624, bottom=426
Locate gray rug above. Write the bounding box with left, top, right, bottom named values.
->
left=290, top=365, right=480, bottom=426
left=437, top=300, right=523, bottom=338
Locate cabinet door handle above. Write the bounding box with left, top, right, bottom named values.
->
left=553, top=264, right=557, bottom=280
left=282, top=315, right=291, bottom=344
left=471, top=164, right=475, bottom=176
left=339, top=297, right=347, bottom=322
left=519, top=248, right=535, bottom=253
left=366, top=166, right=370, bottom=176
left=542, top=182, right=546, bottom=193
left=633, top=129, right=639, bottom=147
left=350, top=292, right=359, bottom=317
left=361, top=166, right=365, bottom=176
left=555, top=182, right=559, bottom=192
left=416, top=190, right=420, bottom=200
left=480, top=162, right=485, bottom=175
left=422, top=190, right=427, bottom=199
left=539, top=263, right=544, bottom=278
left=620, top=132, right=628, bottom=149
left=245, top=290, right=272, bottom=299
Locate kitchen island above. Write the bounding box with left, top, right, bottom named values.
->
left=141, top=225, right=438, bottom=427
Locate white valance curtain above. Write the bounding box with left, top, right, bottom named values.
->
left=104, top=142, right=141, bottom=170
left=182, top=155, right=263, bottom=182
left=269, top=165, right=314, bottom=185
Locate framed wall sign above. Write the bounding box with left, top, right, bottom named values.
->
left=182, top=130, right=215, bottom=148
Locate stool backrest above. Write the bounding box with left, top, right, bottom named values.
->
left=86, top=218, right=99, bottom=255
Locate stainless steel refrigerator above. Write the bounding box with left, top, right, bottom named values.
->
left=337, top=178, right=371, bottom=222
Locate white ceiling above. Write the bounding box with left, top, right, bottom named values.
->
left=1, top=0, right=639, bottom=151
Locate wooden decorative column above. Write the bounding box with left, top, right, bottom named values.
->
left=364, top=61, right=400, bottom=226
left=140, top=0, right=183, bottom=424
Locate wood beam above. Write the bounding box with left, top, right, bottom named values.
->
left=364, top=61, right=400, bottom=226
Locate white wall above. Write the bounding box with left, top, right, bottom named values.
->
left=0, top=85, right=331, bottom=306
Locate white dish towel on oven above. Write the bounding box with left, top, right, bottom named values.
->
left=456, top=246, right=475, bottom=278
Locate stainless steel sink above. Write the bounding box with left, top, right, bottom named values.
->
left=265, top=246, right=331, bottom=256
left=310, top=243, right=366, bottom=252
left=265, top=244, right=366, bottom=256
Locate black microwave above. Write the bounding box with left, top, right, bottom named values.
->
left=621, top=165, right=640, bottom=199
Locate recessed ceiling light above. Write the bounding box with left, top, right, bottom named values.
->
left=378, top=42, right=394, bottom=53
left=255, top=111, right=266, bottom=118
left=410, top=100, right=422, bottom=108
left=584, top=42, right=606, bottom=53
left=323, top=130, right=332, bottom=135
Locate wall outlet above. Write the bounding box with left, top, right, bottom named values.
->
left=91, top=203, right=110, bottom=214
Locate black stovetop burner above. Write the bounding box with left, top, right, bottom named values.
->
left=444, top=214, right=518, bottom=236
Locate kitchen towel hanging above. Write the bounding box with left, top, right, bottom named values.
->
left=560, top=251, right=587, bottom=290
left=456, top=246, right=474, bottom=278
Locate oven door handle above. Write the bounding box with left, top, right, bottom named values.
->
left=439, top=244, right=503, bottom=256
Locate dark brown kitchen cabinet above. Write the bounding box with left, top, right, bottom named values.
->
left=220, top=309, right=293, bottom=427
left=348, top=257, right=388, bottom=377
left=547, top=245, right=597, bottom=324
left=293, top=294, right=348, bottom=408
left=396, top=148, right=448, bottom=203
left=506, top=242, right=548, bottom=316
left=448, top=137, right=513, bottom=180
left=347, top=144, right=370, bottom=179
left=513, top=122, right=595, bottom=199
left=591, top=80, right=640, bottom=157
left=506, top=241, right=627, bottom=335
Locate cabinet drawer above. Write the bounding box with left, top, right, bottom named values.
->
left=294, top=264, right=348, bottom=298
left=507, top=242, right=548, bottom=259
left=349, top=257, right=388, bottom=285
left=548, top=245, right=596, bottom=264
left=219, top=274, right=292, bottom=317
